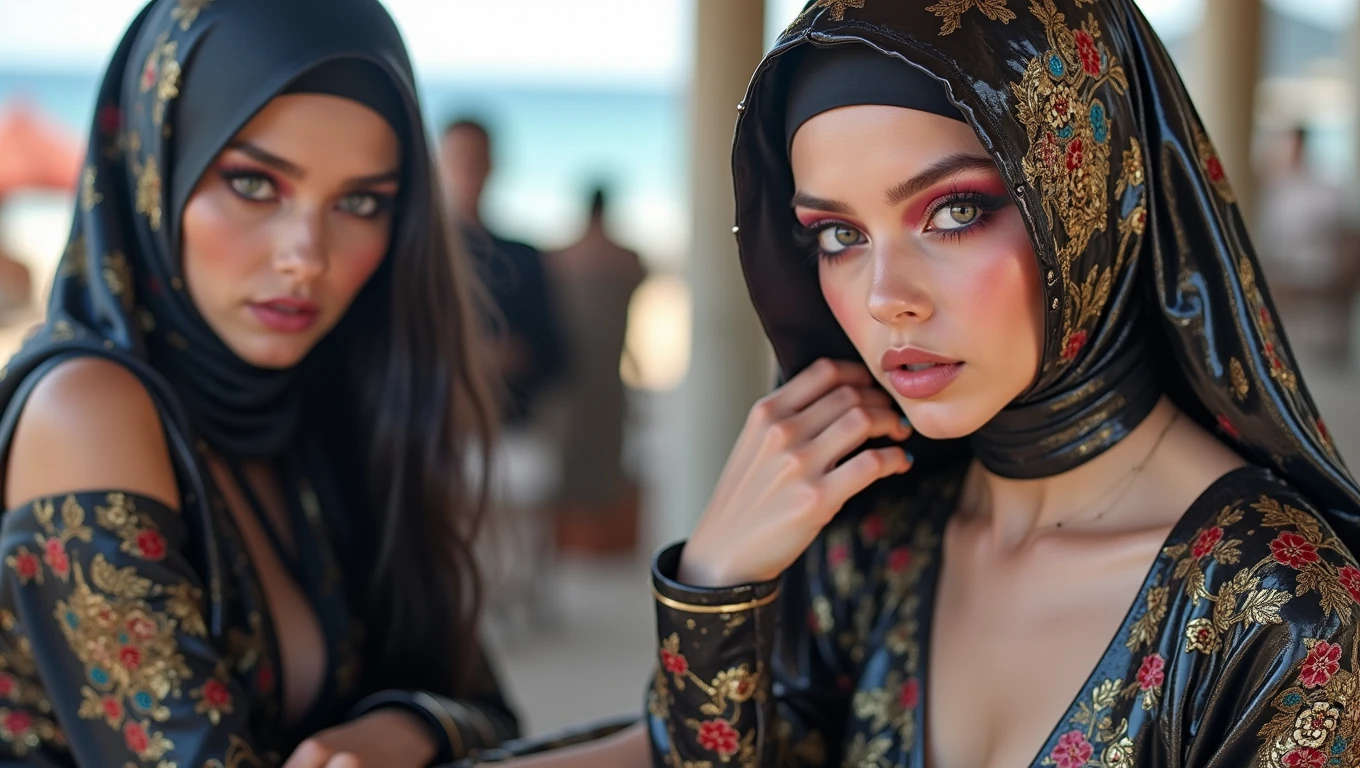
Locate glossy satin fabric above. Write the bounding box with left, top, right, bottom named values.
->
left=649, top=464, right=1360, bottom=767
left=648, top=0, right=1360, bottom=765
left=0, top=0, right=520, bottom=763
left=731, top=0, right=1359, bottom=511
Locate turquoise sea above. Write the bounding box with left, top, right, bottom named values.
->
left=0, top=68, right=689, bottom=267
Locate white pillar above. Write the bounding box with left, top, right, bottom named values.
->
left=1190, top=0, right=1264, bottom=224
left=653, top=0, right=770, bottom=548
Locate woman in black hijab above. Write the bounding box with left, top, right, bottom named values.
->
left=0, top=0, right=518, bottom=765
left=646, top=1, right=1360, bottom=766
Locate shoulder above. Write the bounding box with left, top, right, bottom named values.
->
left=5, top=356, right=178, bottom=509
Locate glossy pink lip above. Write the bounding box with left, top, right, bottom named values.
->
left=881, top=347, right=964, bottom=400
left=249, top=297, right=319, bottom=333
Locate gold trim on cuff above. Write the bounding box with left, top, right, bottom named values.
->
left=412, top=690, right=465, bottom=758
left=652, top=586, right=781, bottom=614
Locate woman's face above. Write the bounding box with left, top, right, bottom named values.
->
left=181, top=93, right=400, bottom=369
left=791, top=105, right=1045, bottom=439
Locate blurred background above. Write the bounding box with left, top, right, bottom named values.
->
left=1, top=0, right=1359, bottom=738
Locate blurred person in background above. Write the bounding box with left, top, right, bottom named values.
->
left=440, top=118, right=564, bottom=628
left=548, top=184, right=646, bottom=555
left=1256, top=125, right=1359, bottom=362
left=0, top=0, right=522, bottom=765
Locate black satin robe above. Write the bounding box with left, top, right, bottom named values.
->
left=649, top=465, right=1360, bottom=767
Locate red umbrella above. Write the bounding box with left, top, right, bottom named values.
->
left=0, top=102, right=83, bottom=197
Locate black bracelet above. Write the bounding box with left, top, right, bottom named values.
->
left=349, top=690, right=463, bottom=765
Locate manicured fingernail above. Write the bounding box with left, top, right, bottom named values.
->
left=900, top=416, right=912, bottom=430
left=904, top=451, right=915, bottom=465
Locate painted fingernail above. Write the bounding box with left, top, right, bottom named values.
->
left=904, top=451, right=915, bottom=465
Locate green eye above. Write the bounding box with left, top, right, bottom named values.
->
left=338, top=193, right=380, bottom=217
left=229, top=175, right=274, bottom=201
left=817, top=225, right=865, bottom=254
left=931, top=203, right=979, bottom=230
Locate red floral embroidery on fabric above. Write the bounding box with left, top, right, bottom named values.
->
left=887, top=546, right=912, bottom=574
left=11, top=552, right=39, bottom=582
left=43, top=538, right=69, bottom=578
left=1339, top=566, right=1360, bottom=603
left=827, top=542, right=850, bottom=569
left=696, top=718, right=740, bottom=758
left=118, top=646, right=142, bottom=671
left=1192, top=527, right=1223, bottom=559
left=140, top=62, right=157, bottom=91
left=1271, top=532, right=1321, bottom=569
left=201, top=679, right=232, bottom=708
left=1061, top=330, right=1088, bottom=361
left=900, top=678, right=920, bottom=709
left=1205, top=155, right=1225, bottom=183
left=102, top=697, right=123, bottom=722
left=1065, top=139, right=1085, bottom=172
left=1318, top=419, right=1331, bottom=443
left=661, top=649, right=688, bottom=676
left=1283, top=747, right=1329, bottom=768
left=4, top=711, right=31, bottom=736
left=1137, top=653, right=1165, bottom=691
left=124, top=721, right=149, bottom=754
left=1074, top=30, right=1101, bottom=76
left=1050, top=730, right=1094, bottom=768
left=1259, top=306, right=1272, bottom=327
left=859, top=513, right=886, bottom=543
left=1039, top=132, right=1060, bottom=168
left=1300, top=642, right=1343, bottom=689
left=0, top=674, right=14, bottom=698
left=135, top=530, right=167, bottom=561
left=836, top=674, right=854, bottom=692
left=1215, top=414, right=1241, bottom=440
left=125, top=615, right=157, bottom=642
left=97, top=105, right=122, bottom=136
left=1052, top=95, right=1071, bottom=120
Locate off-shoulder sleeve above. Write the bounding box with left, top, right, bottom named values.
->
left=646, top=500, right=904, bottom=767
left=0, top=491, right=265, bottom=766
left=1178, top=493, right=1360, bottom=768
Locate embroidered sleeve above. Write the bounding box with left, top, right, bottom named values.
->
left=0, top=491, right=261, bottom=766
left=1179, top=494, right=1360, bottom=768
left=646, top=502, right=900, bottom=767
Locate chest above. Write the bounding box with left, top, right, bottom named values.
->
left=924, top=529, right=1166, bottom=768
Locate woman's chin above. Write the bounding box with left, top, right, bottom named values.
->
left=898, top=400, right=1001, bottom=442
left=227, top=336, right=313, bottom=370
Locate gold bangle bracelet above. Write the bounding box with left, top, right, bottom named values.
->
left=651, top=586, right=781, bottom=614
left=412, top=690, right=466, bottom=758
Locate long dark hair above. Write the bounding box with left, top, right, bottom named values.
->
left=308, top=146, right=499, bottom=697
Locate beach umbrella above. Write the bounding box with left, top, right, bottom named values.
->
left=0, top=102, right=82, bottom=197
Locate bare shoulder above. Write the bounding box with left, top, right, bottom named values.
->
left=4, top=356, right=178, bottom=509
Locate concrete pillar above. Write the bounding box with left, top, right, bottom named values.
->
left=653, top=0, right=770, bottom=547
left=1190, top=0, right=1265, bottom=225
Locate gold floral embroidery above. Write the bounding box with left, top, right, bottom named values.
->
left=102, top=253, right=134, bottom=312
left=796, top=0, right=865, bottom=23
left=1193, top=124, right=1235, bottom=204
left=1042, top=678, right=1131, bottom=767
left=1230, top=357, right=1250, bottom=401
left=81, top=167, right=103, bottom=213
left=925, top=0, right=1016, bottom=35
left=171, top=0, right=214, bottom=31
left=1257, top=633, right=1360, bottom=767
left=132, top=153, right=163, bottom=232
left=139, top=32, right=180, bottom=128
left=1011, top=0, right=1133, bottom=364
left=59, top=235, right=88, bottom=281
left=51, top=320, right=76, bottom=343
left=203, top=734, right=266, bottom=768
left=0, top=705, right=62, bottom=757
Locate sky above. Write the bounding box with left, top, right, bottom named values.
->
left=0, top=0, right=1353, bottom=84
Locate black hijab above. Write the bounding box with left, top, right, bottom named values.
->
left=0, top=0, right=424, bottom=461
left=736, top=0, right=1360, bottom=538
left=0, top=0, right=437, bottom=630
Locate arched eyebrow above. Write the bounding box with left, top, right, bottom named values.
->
left=226, top=141, right=400, bottom=186
left=791, top=152, right=998, bottom=214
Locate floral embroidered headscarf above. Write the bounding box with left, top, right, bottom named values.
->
left=734, top=0, right=1359, bottom=531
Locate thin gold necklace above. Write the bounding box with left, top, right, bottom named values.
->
left=1052, top=410, right=1180, bottom=529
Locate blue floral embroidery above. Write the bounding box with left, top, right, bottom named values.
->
left=1090, top=102, right=1109, bottom=143
left=1047, top=53, right=1065, bottom=77
left=1284, top=692, right=1304, bottom=707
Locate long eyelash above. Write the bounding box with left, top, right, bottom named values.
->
left=218, top=169, right=276, bottom=202
left=792, top=219, right=859, bottom=265
left=925, top=190, right=1009, bottom=241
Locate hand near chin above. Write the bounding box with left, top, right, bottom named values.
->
left=680, top=358, right=913, bottom=588
left=282, top=709, right=437, bottom=768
